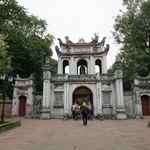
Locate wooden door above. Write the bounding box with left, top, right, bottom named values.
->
left=19, top=96, right=26, bottom=116
left=141, top=95, right=149, bottom=116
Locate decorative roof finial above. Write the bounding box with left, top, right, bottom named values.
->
left=78, top=38, right=85, bottom=43
left=65, top=36, right=73, bottom=44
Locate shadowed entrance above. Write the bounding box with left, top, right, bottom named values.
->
left=141, top=95, right=150, bottom=116
left=73, top=86, right=93, bottom=113
left=19, top=96, right=26, bottom=116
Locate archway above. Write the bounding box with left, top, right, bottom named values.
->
left=95, top=59, right=102, bottom=73
left=19, top=96, right=26, bottom=116
left=73, top=86, right=93, bottom=113
left=141, top=95, right=150, bottom=116
left=77, top=59, right=88, bottom=75
left=63, top=60, right=69, bottom=74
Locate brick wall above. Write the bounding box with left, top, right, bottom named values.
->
left=0, top=100, right=12, bottom=118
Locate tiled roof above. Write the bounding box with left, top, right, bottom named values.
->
left=62, top=43, right=97, bottom=47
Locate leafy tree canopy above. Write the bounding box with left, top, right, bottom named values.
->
left=0, top=34, right=12, bottom=100
left=0, top=34, right=12, bottom=74
left=0, top=0, right=57, bottom=92
left=113, top=0, right=150, bottom=90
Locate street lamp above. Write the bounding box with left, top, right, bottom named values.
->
left=0, top=72, right=13, bottom=124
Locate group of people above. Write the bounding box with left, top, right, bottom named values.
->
left=71, top=101, right=92, bottom=126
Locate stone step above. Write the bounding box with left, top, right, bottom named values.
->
left=142, top=116, right=150, bottom=120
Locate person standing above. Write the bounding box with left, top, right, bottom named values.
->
left=74, top=104, right=80, bottom=120
left=72, top=102, right=76, bottom=119
left=87, top=101, right=92, bottom=121
left=80, top=102, right=89, bottom=126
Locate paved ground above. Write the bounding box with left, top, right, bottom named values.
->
left=0, top=117, right=150, bottom=150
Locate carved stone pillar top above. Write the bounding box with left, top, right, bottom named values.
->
left=43, top=71, right=51, bottom=80
left=43, top=56, right=52, bottom=71
left=115, top=56, right=122, bottom=70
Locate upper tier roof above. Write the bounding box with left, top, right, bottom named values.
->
left=62, top=42, right=97, bottom=47
left=57, top=36, right=107, bottom=48
left=55, top=36, right=110, bottom=55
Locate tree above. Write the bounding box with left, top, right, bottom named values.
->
left=0, top=0, right=56, bottom=91
left=0, top=34, right=12, bottom=73
left=107, top=64, right=114, bottom=73
left=0, top=34, right=13, bottom=99
left=51, top=58, right=58, bottom=75
left=113, top=0, right=150, bottom=90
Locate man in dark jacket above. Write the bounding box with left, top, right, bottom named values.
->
left=80, top=103, right=89, bottom=126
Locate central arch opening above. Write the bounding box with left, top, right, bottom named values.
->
left=73, top=86, right=93, bottom=113
left=77, top=59, right=88, bottom=75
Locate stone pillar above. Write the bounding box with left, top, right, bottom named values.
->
left=58, top=57, right=62, bottom=74
left=132, top=77, right=142, bottom=118
left=134, top=91, right=142, bottom=118
left=40, top=57, right=51, bottom=119
left=64, top=83, right=69, bottom=114
left=70, top=56, right=74, bottom=74
left=103, top=55, right=107, bottom=73
left=97, top=82, right=102, bottom=114
left=90, top=56, right=94, bottom=74
left=115, top=57, right=127, bottom=120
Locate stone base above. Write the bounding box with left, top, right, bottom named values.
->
left=40, top=108, right=50, bottom=119
left=25, top=115, right=32, bottom=119
left=102, top=105, right=113, bottom=119
left=40, top=113, right=50, bottom=119
left=97, top=113, right=104, bottom=121
left=116, top=106, right=127, bottom=120
left=136, top=116, right=141, bottom=119
left=63, top=113, right=68, bottom=120
left=116, top=113, right=127, bottom=120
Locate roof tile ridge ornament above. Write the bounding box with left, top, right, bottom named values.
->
left=95, top=36, right=107, bottom=47
left=63, top=36, right=97, bottom=46
left=55, top=45, right=61, bottom=56
left=104, top=44, right=110, bottom=52
left=57, top=38, right=63, bottom=47
left=65, top=36, right=73, bottom=44
left=90, top=34, right=99, bottom=44
left=78, top=37, right=86, bottom=44
left=57, top=35, right=108, bottom=48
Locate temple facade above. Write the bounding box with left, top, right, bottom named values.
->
left=12, top=36, right=150, bottom=119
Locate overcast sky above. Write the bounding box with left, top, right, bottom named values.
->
left=16, top=0, right=124, bottom=68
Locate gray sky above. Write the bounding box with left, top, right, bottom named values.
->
left=16, top=0, right=124, bottom=68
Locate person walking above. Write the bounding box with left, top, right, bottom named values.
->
left=80, top=102, right=89, bottom=126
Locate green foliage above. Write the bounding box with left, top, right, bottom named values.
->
left=0, top=121, right=15, bottom=127
left=0, top=0, right=55, bottom=91
left=0, top=34, right=12, bottom=99
left=113, top=0, right=150, bottom=90
left=50, top=58, right=58, bottom=74
left=0, top=34, right=12, bottom=74
left=107, top=64, right=115, bottom=73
